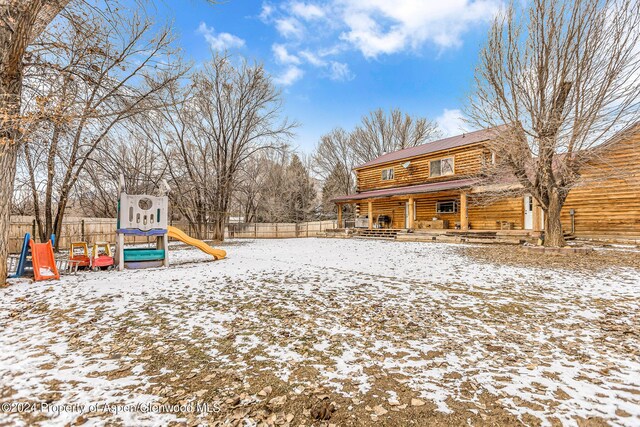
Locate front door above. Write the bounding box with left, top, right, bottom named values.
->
left=524, top=195, right=534, bottom=229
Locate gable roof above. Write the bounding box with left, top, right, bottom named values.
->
left=355, top=125, right=507, bottom=170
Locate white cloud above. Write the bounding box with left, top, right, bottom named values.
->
left=296, top=50, right=354, bottom=81
left=328, top=61, right=354, bottom=81
left=275, top=17, right=305, bottom=39
left=272, top=44, right=301, bottom=64
left=291, top=2, right=326, bottom=20
left=338, top=0, right=500, bottom=58
left=274, top=66, right=305, bottom=86
left=260, top=3, right=274, bottom=20
left=260, top=0, right=499, bottom=59
left=197, top=22, right=245, bottom=51
left=299, top=50, right=327, bottom=67
left=437, top=108, right=468, bottom=136
left=259, top=0, right=499, bottom=85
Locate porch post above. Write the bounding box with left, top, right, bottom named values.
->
left=337, top=203, right=343, bottom=228
left=368, top=200, right=373, bottom=230
left=532, top=197, right=542, bottom=232
left=408, top=196, right=415, bottom=229
left=460, top=192, right=469, bottom=231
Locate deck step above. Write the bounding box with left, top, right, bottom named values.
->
left=353, top=236, right=396, bottom=240
left=354, top=228, right=400, bottom=240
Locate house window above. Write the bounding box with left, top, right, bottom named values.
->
left=436, top=200, right=458, bottom=214
left=430, top=157, right=454, bottom=177
left=381, top=168, right=394, bottom=181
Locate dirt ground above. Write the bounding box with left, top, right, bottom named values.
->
left=461, top=244, right=640, bottom=271
left=1, top=238, right=638, bottom=426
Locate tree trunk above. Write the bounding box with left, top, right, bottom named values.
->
left=543, top=191, right=566, bottom=247
left=52, top=199, right=67, bottom=252
left=0, top=141, right=19, bottom=285
left=0, top=4, right=34, bottom=283
left=211, top=191, right=228, bottom=242
left=212, top=216, right=225, bottom=241
left=44, top=125, right=62, bottom=242
left=0, top=66, right=24, bottom=285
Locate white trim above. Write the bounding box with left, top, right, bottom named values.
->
left=524, top=195, right=534, bottom=230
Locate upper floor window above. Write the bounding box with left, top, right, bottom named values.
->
left=481, top=151, right=496, bottom=170
left=430, top=157, right=454, bottom=177
left=381, top=167, right=394, bottom=181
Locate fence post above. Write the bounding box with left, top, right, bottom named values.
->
left=306, top=222, right=309, bottom=237
left=254, top=223, right=257, bottom=238
left=275, top=223, right=278, bottom=238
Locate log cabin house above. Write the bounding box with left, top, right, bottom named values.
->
left=332, top=126, right=640, bottom=242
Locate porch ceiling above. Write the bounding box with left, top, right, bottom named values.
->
left=332, top=178, right=478, bottom=203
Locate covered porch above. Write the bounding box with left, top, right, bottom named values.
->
left=332, top=179, right=544, bottom=236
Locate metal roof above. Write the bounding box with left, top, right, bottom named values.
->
left=332, top=178, right=477, bottom=202
left=355, top=126, right=507, bottom=169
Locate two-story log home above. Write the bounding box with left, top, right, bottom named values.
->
left=333, top=126, right=640, bottom=241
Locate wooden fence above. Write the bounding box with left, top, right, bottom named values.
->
left=8, top=216, right=338, bottom=253
left=227, top=220, right=337, bottom=239
left=9, top=216, right=160, bottom=253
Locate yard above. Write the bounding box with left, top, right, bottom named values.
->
left=1, top=238, right=639, bottom=426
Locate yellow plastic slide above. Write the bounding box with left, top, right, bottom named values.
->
left=167, top=226, right=226, bottom=260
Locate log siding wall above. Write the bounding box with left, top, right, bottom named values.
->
left=560, top=136, right=640, bottom=237
left=356, top=144, right=488, bottom=192
left=350, top=132, right=640, bottom=237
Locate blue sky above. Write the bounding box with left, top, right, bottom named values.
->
left=154, top=0, right=500, bottom=153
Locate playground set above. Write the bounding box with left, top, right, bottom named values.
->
left=7, top=176, right=226, bottom=281
left=115, top=175, right=226, bottom=270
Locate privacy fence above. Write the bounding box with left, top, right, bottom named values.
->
left=226, top=220, right=337, bottom=239
left=9, top=216, right=144, bottom=253
left=8, top=216, right=338, bottom=253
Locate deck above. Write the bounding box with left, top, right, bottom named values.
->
left=324, top=227, right=542, bottom=245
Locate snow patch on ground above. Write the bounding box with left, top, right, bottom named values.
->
left=1, top=238, right=639, bottom=426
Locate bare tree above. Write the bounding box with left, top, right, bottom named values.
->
left=313, top=127, right=357, bottom=218
left=351, top=108, right=441, bottom=164
left=466, top=0, right=640, bottom=247
left=313, top=110, right=441, bottom=218
left=138, top=80, right=213, bottom=238
left=75, top=131, right=167, bottom=218
left=234, top=149, right=284, bottom=223
left=320, top=165, right=351, bottom=218
left=0, top=0, right=71, bottom=283
left=18, top=4, right=184, bottom=248
left=193, top=55, right=295, bottom=239
left=283, top=153, right=317, bottom=222
left=1, top=0, right=220, bottom=284
left=313, top=127, right=357, bottom=193
left=148, top=54, right=295, bottom=240
left=254, top=149, right=291, bottom=222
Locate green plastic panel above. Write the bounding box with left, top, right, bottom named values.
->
left=123, top=248, right=166, bottom=262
